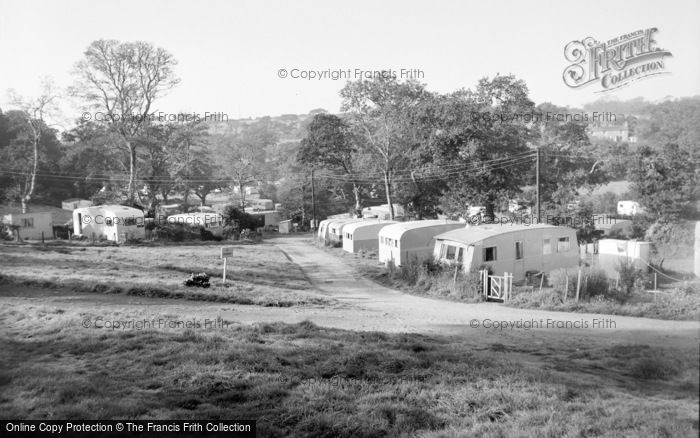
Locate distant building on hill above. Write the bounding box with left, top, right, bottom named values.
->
left=589, top=122, right=636, bottom=143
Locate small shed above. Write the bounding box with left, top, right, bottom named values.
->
left=596, top=239, right=651, bottom=277
left=378, top=220, right=464, bottom=266
left=246, top=210, right=282, bottom=229
left=343, top=220, right=397, bottom=253
left=62, top=198, right=93, bottom=211
left=73, top=205, right=145, bottom=243
left=433, top=223, right=579, bottom=282
left=279, top=219, right=292, bottom=234
left=166, top=212, right=225, bottom=236
left=2, top=212, right=53, bottom=240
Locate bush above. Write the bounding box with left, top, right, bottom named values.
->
left=183, top=272, right=211, bottom=288
left=222, top=206, right=263, bottom=230
left=616, top=259, right=650, bottom=298
left=152, top=223, right=222, bottom=242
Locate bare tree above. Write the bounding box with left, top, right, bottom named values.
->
left=7, top=80, right=59, bottom=213
left=72, top=40, right=179, bottom=204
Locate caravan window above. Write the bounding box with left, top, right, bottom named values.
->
left=515, top=241, right=524, bottom=260
left=105, top=218, right=113, bottom=226
left=543, top=238, right=551, bottom=255
left=445, top=245, right=456, bottom=260
left=557, top=237, right=570, bottom=252
left=21, top=218, right=34, bottom=228
left=124, top=217, right=137, bottom=226
left=484, top=246, right=497, bottom=262
left=456, top=247, right=464, bottom=263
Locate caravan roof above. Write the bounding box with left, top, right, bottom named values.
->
left=434, top=223, right=559, bottom=245
left=380, top=220, right=462, bottom=239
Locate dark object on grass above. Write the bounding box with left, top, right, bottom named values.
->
left=184, top=272, right=211, bottom=288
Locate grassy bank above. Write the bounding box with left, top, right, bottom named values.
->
left=0, top=243, right=331, bottom=307
left=1, top=305, right=697, bottom=437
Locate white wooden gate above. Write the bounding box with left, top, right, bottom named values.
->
left=480, top=270, right=513, bottom=302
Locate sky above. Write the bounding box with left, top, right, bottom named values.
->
left=1, top=0, right=699, bottom=124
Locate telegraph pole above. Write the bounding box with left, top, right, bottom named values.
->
left=310, top=168, right=316, bottom=231
left=535, top=147, right=541, bottom=224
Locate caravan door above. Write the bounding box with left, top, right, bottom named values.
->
left=513, top=240, right=525, bottom=281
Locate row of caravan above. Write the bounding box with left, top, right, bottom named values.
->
left=318, top=218, right=580, bottom=282
left=72, top=205, right=225, bottom=243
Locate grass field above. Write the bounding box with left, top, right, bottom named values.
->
left=0, top=305, right=697, bottom=437
left=0, top=242, right=332, bottom=307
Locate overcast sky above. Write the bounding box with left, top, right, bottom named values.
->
left=1, top=0, right=698, bottom=121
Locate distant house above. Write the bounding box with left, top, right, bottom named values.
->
left=166, top=212, right=225, bottom=236
left=433, top=223, right=579, bottom=282
left=61, top=198, right=93, bottom=211
left=589, top=123, right=636, bottom=143
left=2, top=212, right=53, bottom=240
left=342, top=221, right=397, bottom=253
left=73, top=205, right=145, bottom=243
left=378, top=220, right=464, bottom=266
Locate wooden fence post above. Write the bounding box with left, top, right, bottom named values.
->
left=452, top=265, right=459, bottom=293
left=564, top=274, right=569, bottom=301
left=575, top=268, right=582, bottom=301
left=539, top=272, right=544, bottom=293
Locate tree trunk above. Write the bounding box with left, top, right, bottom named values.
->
left=127, top=140, right=136, bottom=204
left=21, top=125, right=40, bottom=214
left=352, top=182, right=362, bottom=217
left=485, top=200, right=495, bottom=223
left=383, top=169, right=394, bottom=220
left=239, top=182, right=246, bottom=208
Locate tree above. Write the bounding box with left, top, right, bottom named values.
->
left=429, top=75, right=537, bottom=219
left=297, top=113, right=364, bottom=215
left=169, top=120, right=209, bottom=211
left=535, top=102, right=609, bottom=209
left=630, top=144, right=700, bottom=220
left=215, top=120, right=276, bottom=207
left=5, top=81, right=60, bottom=212
left=60, top=120, right=122, bottom=200
left=341, top=76, right=428, bottom=219
left=72, top=39, right=179, bottom=204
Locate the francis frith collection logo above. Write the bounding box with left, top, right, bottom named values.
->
left=563, top=28, right=672, bottom=92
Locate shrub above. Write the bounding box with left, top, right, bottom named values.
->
left=183, top=272, right=211, bottom=288
left=616, top=259, right=650, bottom=299
left=222, top=206, right=262, bottom=230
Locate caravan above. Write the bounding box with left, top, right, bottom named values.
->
left=433, top=223, right=579, bottom=282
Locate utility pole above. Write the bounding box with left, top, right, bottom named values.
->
left=311, top=168, right=316, bottom=231
left=535, top=146, right=540, bottom=224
